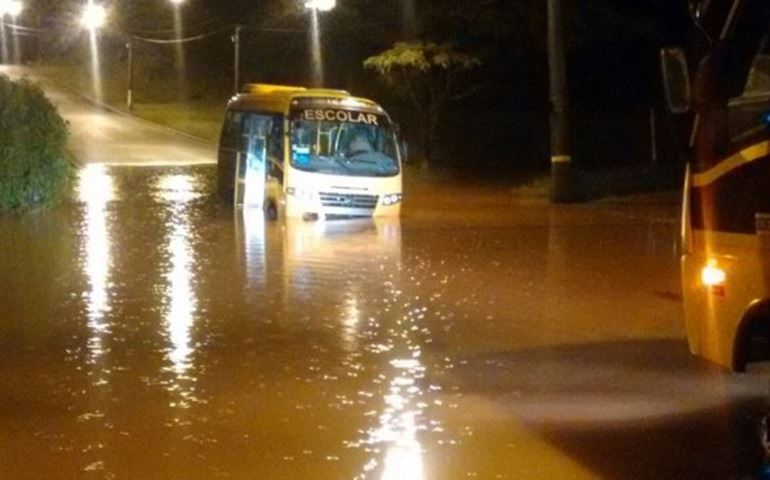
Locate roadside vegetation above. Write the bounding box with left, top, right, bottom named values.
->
left=0, top=75, right=72, bottom=211
left=16, top=0, right=690, bottom=200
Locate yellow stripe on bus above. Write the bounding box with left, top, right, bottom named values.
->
left=692, top=141, right=770, bottom=187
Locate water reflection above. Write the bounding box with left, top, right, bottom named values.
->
left=157, top=174, right=200, bottom=390
left=78, top=164, right=114, bottom=361
left=237, top=208, right=266, bottom=287
left=358, top=325, right=427, bottom=480
left=282, top=219, right=427, bottom=480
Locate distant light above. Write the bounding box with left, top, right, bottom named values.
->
left=701, top=263, right=726, bottom=287
left=305, top=0, right=335, bottom=12
left=0, top=0, right=22, bottom=16
left=9, top=0, right=21, bottom=16
left=81, top=2, right=106, bottom=31
left=169, top=0, right=186, bottom=5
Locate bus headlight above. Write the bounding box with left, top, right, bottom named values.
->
left=701, top=263, right=726, bottom=287
left=287, top=187, right=314, bottom=202
left=381, top=193, right=403, bottom=206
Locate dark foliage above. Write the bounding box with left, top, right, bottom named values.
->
left=0, top=75, right=72, bottom=210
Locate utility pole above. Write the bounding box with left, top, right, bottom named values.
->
left=548, top=0, right=572, bottom=203
left=233, top=25, right=241, bottom=94
left=126, top=39, right=134, bottom=110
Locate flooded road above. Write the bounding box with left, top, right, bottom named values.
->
left=1, top=68, right=768, bottom=479
left=1, top=166, right=766, bottom=479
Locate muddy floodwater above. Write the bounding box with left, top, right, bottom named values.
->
left=0, top=164, right=767, bottom=479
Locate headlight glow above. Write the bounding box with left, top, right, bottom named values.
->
left=382, top=193, right=403, bottom=206
left=701, top=263, right=726, bottom=287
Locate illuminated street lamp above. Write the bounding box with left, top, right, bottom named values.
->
left=0, top=0, right=23, bottom=17
left=0, top=0, right=23, bottom=64
left=169, top=0, right=188, bottom=100
left=81, top=1, right=106, bottom=104
left=80, top=1, right=106, bottom=31
left=304, top=0, right=335, bottom=87
left=304, top=0, right=335, bottom=12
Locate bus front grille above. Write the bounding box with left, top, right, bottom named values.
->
left=319, top=192, right=379, bottom=209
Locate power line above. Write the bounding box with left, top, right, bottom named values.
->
left=129, top=24, right=303, bottom=45
left=2, top=22, right=47, bottom=33
left=131, top=25, right=232, bottom=45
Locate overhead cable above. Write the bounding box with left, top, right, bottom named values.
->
left=131, top=25, right=232, bottom=44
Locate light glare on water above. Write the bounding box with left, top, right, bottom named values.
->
left=157, top=174, right=199, bottom=378
left=1, top=159, right=766, bottom=479
left=79, top=164, right=114, bottom=359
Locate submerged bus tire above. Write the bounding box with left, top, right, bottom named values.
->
left=734, top=301, right=770, bottom=372
left=266, top=201, right=278, bottom=220
left=219, top=187, right=235, bottom=206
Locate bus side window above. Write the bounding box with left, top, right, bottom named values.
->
left=240, top=113, right=284, bottom=184
left=267, top=116, right=284, bottom=184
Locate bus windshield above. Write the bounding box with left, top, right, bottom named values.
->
left=728, top=34, right=770, bottom=143
left=290, top=107, right=400, bottom=178
left=741, top=34, right=770, bottom=97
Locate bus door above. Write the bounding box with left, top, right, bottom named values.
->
left=235, top=113, right=284, bottom=216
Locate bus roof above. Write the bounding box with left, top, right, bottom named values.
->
left=227, top=83, right=385, bottom=115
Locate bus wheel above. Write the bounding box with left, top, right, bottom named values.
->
left=219, top=187, right=235, bottom=206
left=266, top=201, right=278, bottom=221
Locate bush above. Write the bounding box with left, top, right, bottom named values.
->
left=0, top=75, right=72, bottom=210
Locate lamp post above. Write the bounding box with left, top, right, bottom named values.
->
left=126, top=38, right=134, bottom=110
left=169, top=0, right=187, bottom=100
left=0, top=0, right=23, bottom=64
left=304, top=0, right=335, bottom=88
left=9, top=0, right=22, bottom=64
left=232, top=24, right=241, bottom=94
left=81, top=1, right=107, bottom=103
left=547, top=0, right=572, bottom=203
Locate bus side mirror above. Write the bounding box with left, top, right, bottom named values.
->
left=660, top=47, right=692, bottom=114
left=400, top=140, right=410, bottom=164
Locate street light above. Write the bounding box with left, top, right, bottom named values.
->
left=304, top=0, right=335, bottom=87
left=81, top=1, right=106, bottom=104
left=305, top=0, right=335, bottom=12
left=0, top=0, right=23, bottom=17
left=169, top=0, right=188, bottom=100
left=80, top=2, right=106, bottom=31
left=0, top=0, right=23, bottom=64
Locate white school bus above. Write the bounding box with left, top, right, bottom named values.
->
left=217, top=84, right=403, bottom=220
left=663, top=0, right=770, bottom=371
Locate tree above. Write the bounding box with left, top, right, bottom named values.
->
left=364, top=41, right=480, bottom=162
left=0, top=76, right=72, bottom=210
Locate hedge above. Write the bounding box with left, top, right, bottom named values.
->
left=0, top=75, right=72, bottom=210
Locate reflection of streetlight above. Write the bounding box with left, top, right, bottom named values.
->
left=304, top=0, right=335, bottom=87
